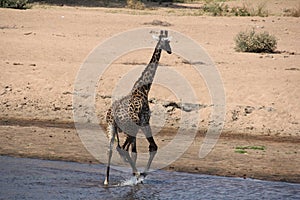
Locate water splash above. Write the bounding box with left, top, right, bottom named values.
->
left=119, top=175, right=145, bottom=186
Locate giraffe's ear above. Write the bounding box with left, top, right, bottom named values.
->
left=152, top=35, right=159, bottom=41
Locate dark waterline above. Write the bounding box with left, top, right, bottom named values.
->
left=0, top=156, right=299, bottom=200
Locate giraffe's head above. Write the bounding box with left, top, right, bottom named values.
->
left=153, top=30, right=172, bottom=54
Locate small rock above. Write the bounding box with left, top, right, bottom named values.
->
left=65, top=104, right=73, bottom=110
left=0, top=90, right=6, bottom=95
left=13, top=62, right=23, bottom=65
left=266, top=107, right=274, bottom=112
left=232, top=110, right=239, bottom=121
left=53, top=104, right=61, bottom=111
left=99, top=95, right=111, bottom=99
left=5, top=86, right=12, bottom=92
left=180, top=103, right=200, bottom=112
left=24, top=32, right=33, bottom=35
left=244, top=106, right=254, bottom=114
left=265, top=55, right=273, bottom=59
left=181, top=104, right=193, bottom=112
left=285, top=67, right=300, bottom=71
left=62, top=91, right=72, bottom=95
left=166, top=106, right=174, bottom=112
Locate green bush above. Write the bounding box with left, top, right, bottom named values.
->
left=235, top=29, right=277, bottom=53
left=0, top=0, right=29, bottom=9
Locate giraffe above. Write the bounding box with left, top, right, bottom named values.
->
left=104, top=30, right=172, bottom=185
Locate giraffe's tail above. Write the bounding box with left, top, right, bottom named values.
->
left=105, top=108, right=115, bottom=141
left=106, top=124, right=114, bottom=141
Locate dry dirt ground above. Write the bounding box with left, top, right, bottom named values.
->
left=0, top=0, right=299, bottom=183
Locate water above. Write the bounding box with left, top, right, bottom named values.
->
left=0, top=156, right=299, bottom=200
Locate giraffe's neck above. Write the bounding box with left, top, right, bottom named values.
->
left=131, top=47, right=162, bottom=97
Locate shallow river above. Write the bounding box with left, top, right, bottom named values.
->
left=0, top=156, right=299, bottom=199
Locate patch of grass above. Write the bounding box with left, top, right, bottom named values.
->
left=235, top=149, right=248, bottom=154
left=236, top=145, right=266, bottom=151
left=234, top=29, right=277, bottom=53
left=234, top=145, right=266, bottom=154
left=0, top=0, right=30, bottom=9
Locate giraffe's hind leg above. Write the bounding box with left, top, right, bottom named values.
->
left=116, top=135, right=138, bottom=174
left=121, top=136, right=137, bottom=164
left=121, top=137, right=144, bottom=182
left=125, top=136, right=138, bottom=176
left=131, top=138, right=137, bottom=171
left=104, top=124, right=117, bottom=185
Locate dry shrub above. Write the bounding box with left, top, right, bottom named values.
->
left=202, top=1, right=229, bottom=16
left=0, top=0, right=29, bottom=9
left=235, top=29, right=277, bottom=53
left=283, top=4, right=300, bottom=17
left=126, top=0, right=145, bottom=10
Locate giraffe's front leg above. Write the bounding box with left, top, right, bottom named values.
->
left=141, top=126, right=158, bottom=176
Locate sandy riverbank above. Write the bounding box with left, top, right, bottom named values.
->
left=0, top=1, right=299, bottom=182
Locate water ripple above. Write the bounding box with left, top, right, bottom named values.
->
left=0, top=156, right=299, bottom=200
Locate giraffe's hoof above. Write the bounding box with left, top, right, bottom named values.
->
left=133, top=172, right=140, bottom=177
left=140, top=172, right=147, bottom=177
left=104, top=180, right=109, bottom=186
